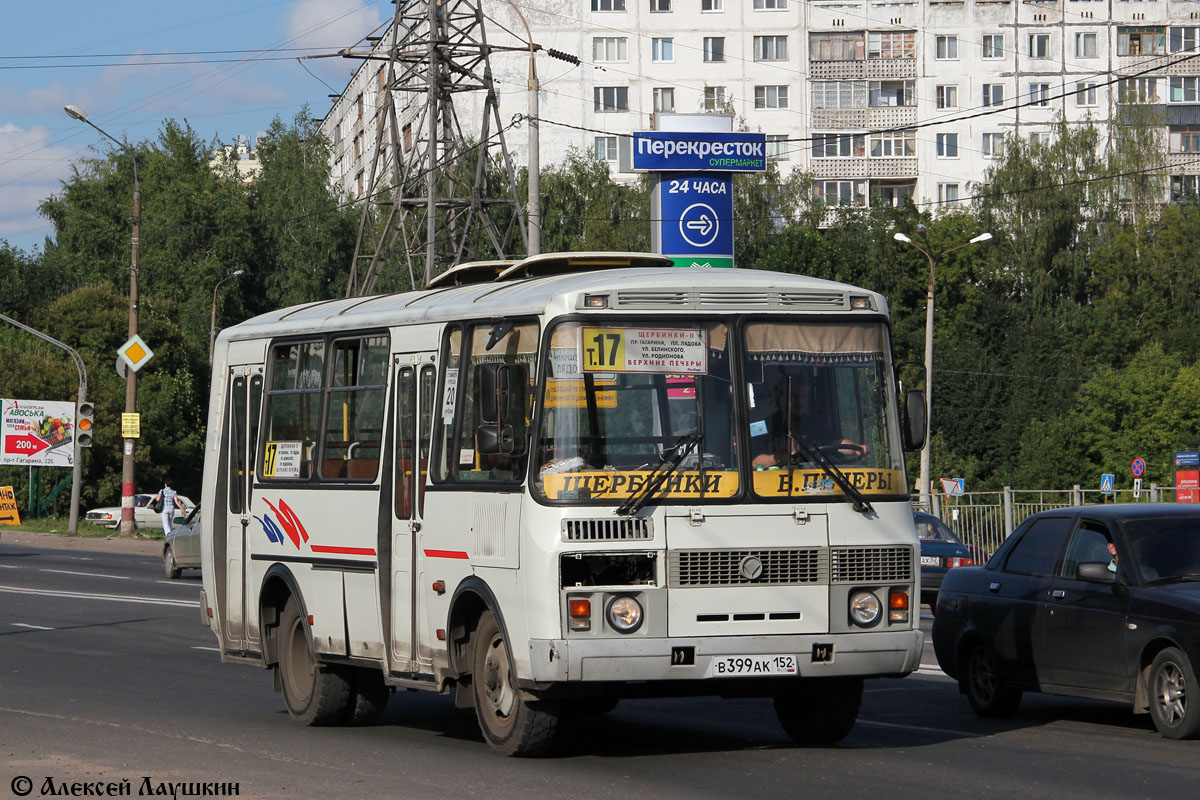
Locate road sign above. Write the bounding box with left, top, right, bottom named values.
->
left=121, top=413, right=141, bottom=439
left=654, top=173, right=734, bottom=267
left=1131, top=457, right=1146, bottom=478
left=0, top=485, right=21, bottom=526
left=1134, top=477, right=1143, bottom=499
left=1, top=398, right=76, bottom=468
left=1100, top=473, right=1115, bottom=494
left=1175, top=451, right=1200, bottom=467
left=940, top=477, right=964, bottom=496
left=118, top=334, right=154, bottom=373
left=631, top=131, right=767, bottom=173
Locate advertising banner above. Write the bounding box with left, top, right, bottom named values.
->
left=1, top=398, right=76, bottom=468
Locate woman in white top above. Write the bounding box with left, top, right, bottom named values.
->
left=154, top=478, right=187, bottom=535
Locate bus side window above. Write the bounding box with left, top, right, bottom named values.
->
left=457, top=321, right=539, bottom=481
left=395, top=366, right=415, bottom=519
left=323, top=335, right=388, bottom=481
left=263, top=340, right=324, bottom=480
left=228, top=375, right=247, bottom=513
left=418, top=364, right=436, bottom=515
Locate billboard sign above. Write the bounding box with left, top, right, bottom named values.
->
left=653, top=173, right=735, bottom=267
left=1, top=398, right=76, bottom=468
left=632, top=132, right=767, bottom=173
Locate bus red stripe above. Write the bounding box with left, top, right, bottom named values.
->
left=310, top=545, right=377, bottom=556
left=424, top=549, right=469, bottom=559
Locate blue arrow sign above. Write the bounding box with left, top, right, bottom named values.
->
left=656, top=173, right=734, bottom=262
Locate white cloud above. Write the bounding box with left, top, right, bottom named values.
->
left=0, top=123, right=78, bottom=251
left=283, top=0, right=384, bottom=87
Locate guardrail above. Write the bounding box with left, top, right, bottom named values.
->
left=922, top=484, right=1186, bottom=559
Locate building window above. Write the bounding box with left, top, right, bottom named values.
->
left=652, top=37, right=674, bottom=62
left=594, top=136, right=618, bottom=161
left=815, top=180, right=867, bottom=207
left=594, top=86, right=629, bottom=112
left=1075, top=32, right=1098, bottom=58
left=754, top=35, right=788, bottom=61
left=982, top=132, right=1005, bottom=157
left=653, top=87, right=676, bottom=112
left=650, top=0, right=671, bottom=10
left=353, top=132, right=362, bottom=160
left=873, top=183, right=915, bottom=208
left=1171, top=174, right=1200, bottom=200
left=812, top=132, right=866, bottom=158
left=867, top=31, right=915, bottom=60
left=1076, top=82, right=1098, bottom=106
left=1029, top=132, right=1050, bottom=147
left=755, top=85, right=789, bottom=109
left=869, top=130, right=916, bottom=157
left=1030, top=83, right=1052, bottom=106
left=982, top=34, right=1004, bottom=59
left=704, top=37, right=725, bottom=62
left=869, top=80, right=914, bottom=107
left=936, top=85, right=958, bottom=109
left=1170, top=126, right=1200, bottom=152
left=754, top=0, right=787, bottom=8
left=1170, top=27, right=1199, bottom=53
left=1029, top=33, right=1051, bottom=58
left=1119, top=77, right=1159, bottom=103
left=1118, top=26, right=1166, bottom=56
left=983, top=84, right=1004, bottom=107
left=592, top=0, right=626, bottom=10
left=1171, top=76, right=1199, bottom=102
left=810, top=32, right=865, bottom=61
left=812, top=80, right=868, bottom=109
left=766, top=134, right=789, bottom=160
left=356, top=94, right=364, bottom=119
left=936, top=132, right=959, bottom=158
left=703, top=86, right=727, bottom=110
left=701, top=0, right=723, bottom=10
left=356, top=170, right=364, bottom=197
left=593, top=37, right=628, bottom=62
left=402, top=123, right=412, bottom=150
left=937, top=183, right=960, bottom=207
left=936, top=35, right=958, bottom=60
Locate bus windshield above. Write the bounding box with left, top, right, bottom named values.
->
left=533, top=321, right=739, bottom=503
left=743, top=320, right=905, bottom=500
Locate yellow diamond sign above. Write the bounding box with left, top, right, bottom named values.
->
left=118, top=334, right=154, bottom=373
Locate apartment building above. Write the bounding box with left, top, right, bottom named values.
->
left=320, top=1, right=1200, bottom=215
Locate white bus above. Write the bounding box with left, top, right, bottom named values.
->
left=200, top=253, right=927, bottom=755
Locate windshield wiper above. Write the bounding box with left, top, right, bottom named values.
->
left=789, top=431, right=874, bottom=514
left=1145, top=573, right=1200, bottom=586
left=615, top=432, right=702, bottom=517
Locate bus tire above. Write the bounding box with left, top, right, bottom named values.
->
left=343, top=667, right=390, bottom=726
left=278, top=596, right=351, bottom=726
left=471, top=611, right=559, bottom=756
left=774, top=677, right=863, bottom=746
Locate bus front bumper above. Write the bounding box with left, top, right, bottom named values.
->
left=526, top=629, right=923, bottom=683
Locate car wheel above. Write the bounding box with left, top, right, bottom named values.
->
left=1148, top=647, right=1200, bottom=740
left=277, top=596, right=351, bottom=726
left=774, top=677, right=863, bottom=745
left=471, top=611, right=560, bottom=756
left=163, top=547, right=182, bottom=580
left=962, top=641, right=1022, bottom=718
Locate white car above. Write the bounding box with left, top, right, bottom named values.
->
left=84, top=493, right=193, bottom=530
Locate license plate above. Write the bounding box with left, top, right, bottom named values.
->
left=708, top=654, right=797, bottom=677
left=920, top=555, right=941, bottom=567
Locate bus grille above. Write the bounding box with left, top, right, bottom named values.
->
left=668, top=548, right=824, bottom=586
left=614, top=289, right=848, bottom=310
left=562, top=518, right=652, bottom=542
left=830, top=546, right=912, bottom=583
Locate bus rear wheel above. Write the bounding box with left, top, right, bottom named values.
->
left=774, top=677, right=863, bottom=745
left=278, top=596, right=351, bottom=726
left=471, top=611, right=559, bottom=756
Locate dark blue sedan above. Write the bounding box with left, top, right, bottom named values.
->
left=914, top=511, right=975, bottom=610
left=933, top=504, right=1200, bottom=739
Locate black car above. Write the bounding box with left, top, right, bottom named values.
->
left=933, top=504, right=1200, bottom=739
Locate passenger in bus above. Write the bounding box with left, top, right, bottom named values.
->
left=750, top=375, right=866, bottom=468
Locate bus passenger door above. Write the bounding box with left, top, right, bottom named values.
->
left=390, top=355, right=435, bottom=674
left=225, top=366, right=263, bottom=654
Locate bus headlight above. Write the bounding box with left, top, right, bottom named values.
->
left=606, top=595, right=644, bottom=634
left=849, top=590, right=882, bottom=627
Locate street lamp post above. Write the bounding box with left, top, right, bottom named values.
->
left=65, top=104, right=141, bottom=536
left=893, top=229, right=992, bottom=510
left=210, top=270, right=245, bottom=360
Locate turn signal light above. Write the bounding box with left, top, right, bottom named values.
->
left=888, top=587, right=910, bottom=624
left=568, top=597, right=592, bottom=631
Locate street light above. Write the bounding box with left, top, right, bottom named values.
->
left=893, top=229, right=993, bottom=510
left=210, top=270, right=245, bottom=360
left=65, top=103, right=142, bottom=536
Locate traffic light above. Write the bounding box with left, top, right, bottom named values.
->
left=77, top=401, right=94, bottom=448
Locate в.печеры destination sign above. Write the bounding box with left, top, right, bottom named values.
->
left=632, top=132, right=767, bottom=172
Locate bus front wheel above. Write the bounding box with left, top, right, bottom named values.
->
left=278, top=596, right=351, bottom=726
left=470, top=611, right=560, bottom=756
left=774, top=677, right=863, bottom=745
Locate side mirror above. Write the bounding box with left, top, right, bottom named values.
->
left=902, top=389, right=927, bottom=451
left=1076, top=561, right=1117, bottom=584
left=476, top=362, right=529, bottom=456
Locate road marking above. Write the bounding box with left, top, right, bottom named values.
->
left=156, top=581, right=199, bottom=587
left=11, top=623, right=54, bottom=630
left=0, top=564, right=18, bottom=569
left=40, top=569, right=129, bottom=580
left=0, top=584, right=199, bottom=608
left=192, top=646, right=221, bottom=652
left=858, top=719, right=984, bottom=738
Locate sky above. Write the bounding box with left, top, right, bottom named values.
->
left=0, top=0, right=392, bottom=256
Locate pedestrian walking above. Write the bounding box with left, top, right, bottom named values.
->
left=153, top=478, right=186, bottom=535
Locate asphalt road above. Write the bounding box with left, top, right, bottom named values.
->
left=1, top=539, right=1197, bottom=800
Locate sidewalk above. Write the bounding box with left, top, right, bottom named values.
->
left=0, top=528, right=163, bottom=556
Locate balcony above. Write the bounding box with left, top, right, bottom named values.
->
left=810, top=58, right=917, bottom=81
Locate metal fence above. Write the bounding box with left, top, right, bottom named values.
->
left=921, top=485, right=1185, bottom=560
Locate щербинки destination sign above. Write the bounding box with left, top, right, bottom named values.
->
left=632, top=132, right=767, bottom=173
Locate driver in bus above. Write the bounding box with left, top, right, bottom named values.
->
left=750, top=372, right=866, bottom=468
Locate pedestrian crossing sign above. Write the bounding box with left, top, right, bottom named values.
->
left=1100, top=473, right=1115, bottom=494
